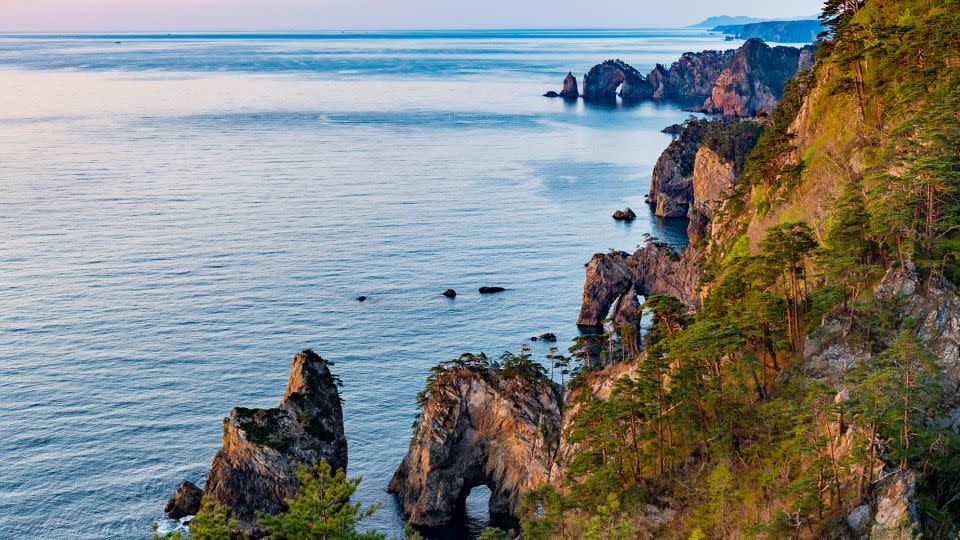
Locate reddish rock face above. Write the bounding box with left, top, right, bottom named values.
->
left=704, top=39, right=804, bottom=116
left=559, top=71, right=579, bottom=99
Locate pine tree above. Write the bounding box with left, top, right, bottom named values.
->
left=257, top=460, right=384, bottom=540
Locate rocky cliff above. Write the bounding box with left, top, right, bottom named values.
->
left=646, top=122, right=704, bottom=218
left=389, top=366, right=563, bottom=526
left=703, top=39, right=809, bottom=116
left=192, top=350, right=347, bottom=533
left=805, top=261, right=960, bottom=394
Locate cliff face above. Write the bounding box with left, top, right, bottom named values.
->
left=202, top=350, right=347, bottom=532
left=805, top=262, right=960, bottom=394
left=704, top=39, right=805, bottom=116
left=688, top=146, right=736, bottom=241
left=647, top=127, right=702, bottom=218
left=389, top=367, right=563, bottom=526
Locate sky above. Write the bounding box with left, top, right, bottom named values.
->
left=0, top=0, right=824, bottom=32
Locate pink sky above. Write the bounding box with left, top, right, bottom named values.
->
left=0, top=0, right=823, bottom=31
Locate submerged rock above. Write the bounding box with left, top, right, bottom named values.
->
left=389, top=366, right=562, bottom=526
left=479, top=286, right=506, bottom=294
left=201, top=350, right=347, bottom=532
left=164, top=481, right=203, bottom=520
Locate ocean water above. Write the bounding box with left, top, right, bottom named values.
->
left=0, top=30, right=737, bottom=539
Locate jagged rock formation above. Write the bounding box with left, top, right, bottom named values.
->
left=646, top=50, right=736, bottom=101
left=165, top=481, right=203, bottom=520
left=389, top=367, right=563, bottom=526
left=544, top=72, right=579, bottom=99
left=559, top=71, right=578, bottom=99
left=703, top=39, right=810, bottom=116
left=647, top=118, right=759, bottom=234
left=577, top=241, right=702, bottom=327
left=201, top=350, right=348, bottom=532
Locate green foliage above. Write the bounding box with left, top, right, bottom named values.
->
left=476, top=528, right=511, bottom=540
left=153, top=496, right=236, bottom=540
left=575, top=493, right=642, bottom=540
left=519, top=485, right=568, bottom=540
left=257, top=460, right=384, bottom=540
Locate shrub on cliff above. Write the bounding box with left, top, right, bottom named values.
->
left=257, top=459, right=384, bottom=540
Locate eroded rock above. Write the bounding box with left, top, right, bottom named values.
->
left=577, top=252, right=635, bottom=327
left=582, top=60, right=651, bottom=102
left=389, top=367, right=562, bottom=526
left=688, top=146, right=736, bottom=240
left=871, top=471, right=918, bottom=540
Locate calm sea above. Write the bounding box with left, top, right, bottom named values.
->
left=0, top=30, right=737, bottom=539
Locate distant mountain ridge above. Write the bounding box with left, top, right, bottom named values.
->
left=712, top=19, right=824, bottom=43
left=688, top=14, right=818, bottom=29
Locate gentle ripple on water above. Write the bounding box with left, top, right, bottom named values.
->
left=0, top=30, right=737, bottom=539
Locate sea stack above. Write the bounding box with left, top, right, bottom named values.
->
left=544, top=71, right=580, bottom=99
left=185, top=350, right=348, bottom=534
